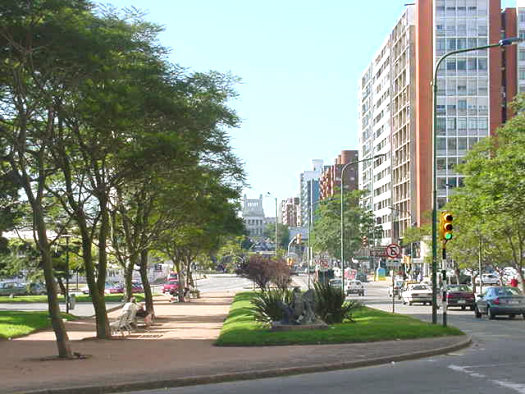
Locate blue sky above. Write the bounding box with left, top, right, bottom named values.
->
left=106, top=0, right=515, bottom=216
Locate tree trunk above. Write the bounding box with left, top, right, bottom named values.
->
left=34, top=206, right=73, bottom=358
left=139, top=249, right=154, bottom=316
left=76, top=215, right=110, bottom=339
left=56, top=277, right=66, bottom=297
left=95, top=202, right=111, bottom=338
left=124, top=260, right=135, bottom=302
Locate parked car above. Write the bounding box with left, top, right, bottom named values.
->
left=346, top=280, right=365, bottom=296
left=444, top=284, right=475, bottom=310
left=328, top=278, right=343, bottom=289
left=162, top=280, right=180, bottom=294
left=131, top=282, right=143, bottom=293
left=388, top=280, right=405, bottom=299
left=474, top=286, right=525, bottom=319
left=27, top=282, right=47, bottom=295
left=168, top=272, right=179, bottom=281
left=0, top=281, right=27, bottom=296
left=475, top=273, right=501, bottom=285
left=402, top=284, right=433, bottom=305
left=104, top=282, right=124, bottom=294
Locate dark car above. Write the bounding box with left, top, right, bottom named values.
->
left=356, top=272, right=368, bottom=283
left=475, top=286, right=525, bottom=319
left=445, top=284, right=475, bottom=310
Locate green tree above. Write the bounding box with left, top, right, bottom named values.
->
left=446, top=98, right=525, bottom=291
left=263, top=223, right=290, bottom=250
left=310, top=190, right=380, bottom=264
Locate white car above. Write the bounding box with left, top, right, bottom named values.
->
left=402, top=284, right=433, bottom=306
left=346, top=280, right=365, bottom=296
left=475, top=273, right=501, bottom=285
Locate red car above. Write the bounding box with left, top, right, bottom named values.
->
left=104, top=282, right=143, bottom=295
left=445, top=284, right=475, bottom=310
left=162, top=280, right=180, bottom=294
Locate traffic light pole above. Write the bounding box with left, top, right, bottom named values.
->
left=431, top=38, right=522, bottom=325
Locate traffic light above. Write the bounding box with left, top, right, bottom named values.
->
left=361, top=235, right=369, bottom=247
left=439, top=211, right=453, bottom=243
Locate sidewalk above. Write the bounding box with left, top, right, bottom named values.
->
left=0, top=292, right=470, bottom=394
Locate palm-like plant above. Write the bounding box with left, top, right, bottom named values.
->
left=314, top=281, right=360, bottom=324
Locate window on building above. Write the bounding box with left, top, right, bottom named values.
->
left=458, top=117, right=467, bottom=132
left=478, top=58, right=487, bottom=72
left=447, top=118, right=456, bottom=131
left=519, top=50, right=525, bottom=62
left=447, top=38, right=456, bottom=51
left=457, top=60, right=466, bottom=71
left=458, top=137, right=467, bottom=152
left=468, top=117, right=477, bottom=131
left=467, top=58, right=477, bottom=71
left=448, top=138, right=457, bottom=154
left=478, top=118, right=488, bottom=130
left=437, top=158, right=446, bottom=171
left=520, top=30, right=525, bottom=40
left=437, top=138, right=446, bottom=153
left=457, top=38, right=467, bottom=50
left=468, top=137, right=478, bottom=150
left=519, top=68, right=525, bottom=80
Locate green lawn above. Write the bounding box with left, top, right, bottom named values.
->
left=0, top=311, right=75, bottom=339
left=215, top=292, right=464, bottom=346
left=0, top=294, right=144, bottom=303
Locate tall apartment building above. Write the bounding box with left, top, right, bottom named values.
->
left=319, top=150, right=359, bottom=200
left=280, top=197, right=300, bottom=227
left=358, top=0, right=521, bottom=247
left=299, top=160, right=323, bottom=227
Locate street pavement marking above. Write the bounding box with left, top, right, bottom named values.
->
left=449, top=364, right=525, bottom=393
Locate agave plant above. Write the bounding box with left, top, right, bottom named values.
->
left=314, top=281, right=360, bottom=324
left=251, top=289, right=292, bottom=324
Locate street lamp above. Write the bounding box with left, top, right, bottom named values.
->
left=340, top=154, right=386, bottom=293
left=431, top=37, right=523, bottom=324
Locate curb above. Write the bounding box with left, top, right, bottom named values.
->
left=24, top=335, right=472, bottom=394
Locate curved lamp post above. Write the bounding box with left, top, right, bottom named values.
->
left=431, top=37, right=523, bottom=323
left=340, top=154, right=386, bottom=293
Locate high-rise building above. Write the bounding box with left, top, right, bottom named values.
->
left=299, top=159, right=323, bottom=227
left=281, top=197, right=300, bottom=227
left=358, top=0, right=521, bottom=248
left=320, top=150, right=359, bottom=200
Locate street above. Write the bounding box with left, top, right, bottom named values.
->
left=131, top=276, right=525, bottom=394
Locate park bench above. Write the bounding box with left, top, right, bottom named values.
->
left=110, top=310, right=133, bottom=336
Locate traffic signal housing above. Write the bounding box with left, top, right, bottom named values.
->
left=361, top=235, right=369, bottom=247
left=296, top=234, right=302, bottom=244
left=439, top=211, right=453, bottom=243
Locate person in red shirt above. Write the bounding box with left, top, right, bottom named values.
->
left=510, top=277, right=518, bottom=287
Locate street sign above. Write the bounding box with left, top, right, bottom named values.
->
left=386, top=243, right=401, bottom=258
left=386, top=259, right=401, bottom=268
left=370, top=246, right=387, bottom=257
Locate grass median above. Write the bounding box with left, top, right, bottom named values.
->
left=215, top=292, right=464, bottom=346
left=0, top=311, right=76, bottom=339
left=0, top=294, right=145, bottom=303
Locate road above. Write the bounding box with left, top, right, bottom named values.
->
left=0, top=274, right=252, bottom=317
left=131, top=277, right=525, bottom=394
